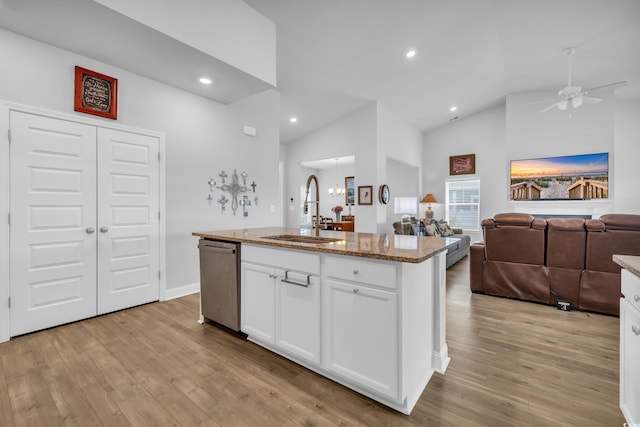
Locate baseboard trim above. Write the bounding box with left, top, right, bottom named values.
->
left=163, top=282, right=199, bottom=301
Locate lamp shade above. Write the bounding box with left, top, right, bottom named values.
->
left=394, top=197, right=417, bottom=214
left=420, top=193, right=438, bottom=204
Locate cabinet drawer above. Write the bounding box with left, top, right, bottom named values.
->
left=242, top=244, right=320, bottom=275
left=325, top=256, right=396, bottom=290
left=622, top=269, right=640, bottom=312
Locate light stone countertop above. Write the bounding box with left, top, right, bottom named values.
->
left=613, top=254, right=640, bottom=278
left=193, top=227, right=451, bottom=263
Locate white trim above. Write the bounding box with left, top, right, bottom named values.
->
left=510, top=199, right=612, bottom=219
left=0, top=100, right=166, bottom=342
left=158, top=130, right=167, bottom=302
left=2, top=101, right=163, bottom=138
left=164, top=282, right=200, bottom=301
left=0, top=105, right=9, bottom=343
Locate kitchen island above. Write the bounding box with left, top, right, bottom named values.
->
left=615, top=254, right=640, bottom=424
left=192, top=227, right=450, bottom=415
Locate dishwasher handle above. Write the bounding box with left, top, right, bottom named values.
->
left=198, top=244, right=236, bottom=255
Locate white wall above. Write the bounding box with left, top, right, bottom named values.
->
left=423, top=104, right=507, bottom=243
left=285, top=102, right=422, bottom=233
left=94, top=0, right=276, bottom=86
left=614, top=99, right=640, bottom=214
left=386, top=157, right=420, bottom=226
left=377, top=104, right=423, bottom=233
left=285, top=104, right=377, bottom=231
left=423, top=91, right=638, bottom=243
left=0, top=28, right=281, bottom=295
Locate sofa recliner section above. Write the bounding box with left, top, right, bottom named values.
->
left=481, top=213, right=549, bottom=304
left=470, top=213, right=640, bottom=316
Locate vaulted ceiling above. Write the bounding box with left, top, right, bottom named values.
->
left=2, top=0, right=639, bottom=144
left=245, top=0, right=640, bottom=142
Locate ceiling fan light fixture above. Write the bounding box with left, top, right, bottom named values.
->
left=571, top=96, right=584, bottom=109
left=557, top=100, right=569, bottom=111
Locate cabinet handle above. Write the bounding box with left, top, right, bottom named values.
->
left=633, top=325, right=640, bottom=336
left=100, top=226, right=109, bottom=233
left=352, top=270, right=359, bottom=275
left=281, top=271, right=310, bottom=287
left=634, top=295, right=640, bottom=302
left=353, top=288, right=359, bottom=294
left=85, top=227, right=95, bottom=234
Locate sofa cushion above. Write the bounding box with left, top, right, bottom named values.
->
left=579, top=270, right=621, bottom=315
left=484, top=261, right=549, bottom=304
left=484, top=222, right=546, bottom=265
left=585, top=214, right=640, bottom=273
left=546, top=218, right=586, bottom=269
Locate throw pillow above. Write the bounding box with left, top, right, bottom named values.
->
left=436, top=220, right=455, bottom=237
left=424, top=223, right=441, bottom=237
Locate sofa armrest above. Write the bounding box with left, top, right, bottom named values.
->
left=470, top=242, right=485, bottom=293
left=452, top=227, right=463, bottom=235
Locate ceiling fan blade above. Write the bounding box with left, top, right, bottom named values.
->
left=581, top=95, right=603, bottom=104
left=540, top=102, right=561, bottom=113
left=583, top=81, right=627, bottom=93
left=525, top=98, right=560, bottom=106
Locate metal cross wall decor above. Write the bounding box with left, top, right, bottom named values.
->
left=217, top=169, right=249, bottom=215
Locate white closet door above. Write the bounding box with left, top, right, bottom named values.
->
left=96, top=128, right=159, bottom=314
left=10, top=112, right=97, bottom=336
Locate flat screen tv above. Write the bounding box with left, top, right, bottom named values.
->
left=509, top=152, right=608, bottom=201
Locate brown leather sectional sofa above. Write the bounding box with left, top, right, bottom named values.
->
left=470, top=213, right=640, bottom=315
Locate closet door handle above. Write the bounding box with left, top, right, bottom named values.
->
left=85, top=227, right=95, bottom=234
left=100, top=226, right=109, bottom=233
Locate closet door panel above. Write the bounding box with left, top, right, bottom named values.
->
left=97, top=128, right=160, bottom=314
left=9, top=112, right=97, bottom=336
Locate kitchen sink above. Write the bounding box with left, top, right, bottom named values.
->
left=263, top=235, right=343, bottom=244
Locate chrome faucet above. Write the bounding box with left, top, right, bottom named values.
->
left=304, top=174, right=320, bottom=231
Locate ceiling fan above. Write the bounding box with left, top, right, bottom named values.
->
left=537, top=47, right=626, bottom=113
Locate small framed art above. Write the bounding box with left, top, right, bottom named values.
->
left=449, top=153, right=475, bottom=175
left=345, top=176, right=355, bottom=205
left=358, top=185, right=373, bottom=205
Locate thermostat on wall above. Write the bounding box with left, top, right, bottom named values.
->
left=243, top=126, right=257, bottom=137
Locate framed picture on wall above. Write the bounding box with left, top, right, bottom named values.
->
left=358, top=185, right=373, bottom=205
left=449, top=153, right=476, bottom=175
left=345, top=176, right=355, bottom=205
left=74, top=66, right=118, bottom=120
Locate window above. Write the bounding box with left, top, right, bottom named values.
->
left=445, top=179, right=480, bottom=230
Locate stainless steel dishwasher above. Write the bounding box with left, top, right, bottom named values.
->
left=198, top=239, right=241, bottom=332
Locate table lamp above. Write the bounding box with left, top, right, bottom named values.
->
left=420, top=193, right=438, bottom=220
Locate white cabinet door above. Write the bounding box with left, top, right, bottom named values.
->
left=277, top=272, right=321, bottom=364
left=9, top=111, right=161, bottom=336
left=97, top=128, right=159, bottom=314
left=323, top=278, right=398, bottom=399
left=241, top=263, right=276, bottom=344
left=621, top=299, right=640, bottom=424
left=9, top=112, right=98, bottom=336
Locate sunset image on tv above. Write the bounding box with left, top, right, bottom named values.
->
left=510, top=152, right=608, bottom=200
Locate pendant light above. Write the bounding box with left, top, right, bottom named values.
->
left=328, top=158, right=344, bottom=197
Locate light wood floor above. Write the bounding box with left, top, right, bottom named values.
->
left=0, top=258, right=625, bottom=426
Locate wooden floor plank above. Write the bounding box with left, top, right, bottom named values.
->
left=0, top=257, right=626, bottom=426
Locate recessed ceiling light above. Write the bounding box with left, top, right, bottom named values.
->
left=289, top=117, right=298, bottom=123
left=199, top=77, right=212, bottom=85
left=450, top=106, right=457, bottom=112
left=405, top=50, right=416, bottom=59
